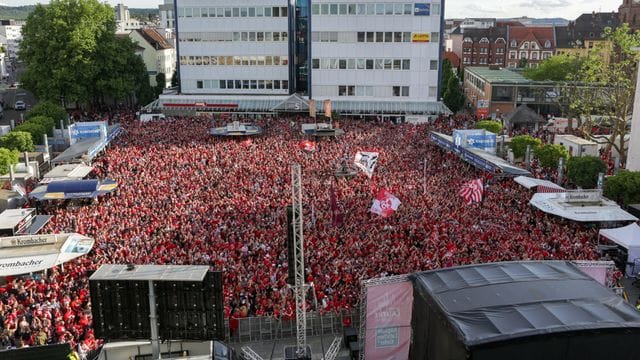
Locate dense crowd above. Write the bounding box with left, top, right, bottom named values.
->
left=0, top=113, right=601, bottom=352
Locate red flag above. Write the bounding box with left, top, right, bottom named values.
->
left=330, top=183, right=343, bottom=226
left=298, top=140, right=317, bottom=152
left=370, top=189, right=401, bottom=217
left=459, top=178, right=483, bottom=204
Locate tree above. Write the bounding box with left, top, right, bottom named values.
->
left=510, top=135, right=542, bottom=159
left=14, top=122, right=46, bottom=145
left=604, top=170, right=640, bottom=205
left=517, top=58, right=529, bottom=68
left=523, top=54, right=584, bottom=81
left=19, top=0, right=115, bottom=105
left=155, top=72, right=166, bottom=95
left=26, top=116, right=55, bottom=137
left=0, top=148, right=19, bottom=175
left=25, top=101, right=67, bottom=124
left=171, top=69, right=179, bottom=87
left=0, top=131, right=35, bottom=152
left=567, top=24, right=640, bottom=165
left=567, top=156, right=607, bottom=189
left=19, top=0, right=152, bottom=107
left=475, top=120, right=502, bottom=134
left=443, top=75, right=465, bottom=113
left=533, top=144, right=569, bottom=169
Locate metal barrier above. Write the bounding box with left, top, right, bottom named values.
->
left=226, top=310, right=360, bottom=343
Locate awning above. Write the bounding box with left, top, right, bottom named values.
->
left=529, top=192, right=639, bottom=222
left=29, top=179, right=118, bottom=201
left=514, top=176, right=564, bottom=190
left=24, top=215, right=52, bottom=235
left=599, top=223, right=640, bottom=276
left=51, top=125, right=122, bottom=164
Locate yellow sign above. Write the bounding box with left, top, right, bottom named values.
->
left=411, top=33, right=430, bottom=43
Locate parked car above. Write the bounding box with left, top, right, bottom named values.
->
left=14, top=100, right=26, bottom=111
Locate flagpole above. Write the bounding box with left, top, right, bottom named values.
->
left=423, top=159, right=427, bottom=195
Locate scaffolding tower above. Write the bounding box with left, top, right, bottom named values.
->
left=290, top=163, right=309, bottom=357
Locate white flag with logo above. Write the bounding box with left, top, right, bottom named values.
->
left=370, top=189, right=401, bottom=218
left=354, top=151, right=379, bottom=178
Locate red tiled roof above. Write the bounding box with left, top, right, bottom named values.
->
left=508, top=26, right=555, bottom=47
left=135, top=28, right=173, bottom=50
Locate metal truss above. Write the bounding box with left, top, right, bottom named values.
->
left=323, top=336, right=343, bottom=360
left=241, top=346, right=265, bottom=360
left=291, top=163, right=308, bottom=354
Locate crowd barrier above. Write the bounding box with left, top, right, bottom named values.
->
left=224, top=309, right=360, bottom=343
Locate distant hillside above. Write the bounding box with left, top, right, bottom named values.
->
left=0, top=5, right=158, bottom=21
left=0, top=5, right=34, bottom=20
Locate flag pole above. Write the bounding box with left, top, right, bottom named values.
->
left=423, top=159, right=427, bottom=195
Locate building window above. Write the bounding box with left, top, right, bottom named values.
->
left=519, top=51, right=527, bottom=59
left=430, top=60, right=438, bottom=70
left=431, top=32, right=440, bottom=43
left=431, top=3, right=440, bottom=15
left=428, top=86, right=437, bottom=97
left=510, top=39, right=517, bottom=48
left=544, top=40, right=551, bottom=48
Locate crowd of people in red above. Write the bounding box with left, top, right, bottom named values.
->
left=0, top=113, right=601, bottom=352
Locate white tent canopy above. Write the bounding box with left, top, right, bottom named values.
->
left=599, top=223, right=640, bottom=276
left=514, top=176, right=564, bottom=190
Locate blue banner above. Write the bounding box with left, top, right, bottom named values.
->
left=71, top=123, right=105, bottom=139
left=414, top=3, right=430, bottom=16
left=466, top=134, right=497, bottom=150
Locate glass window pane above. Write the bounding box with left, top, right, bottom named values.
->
left=273, top=32, right=280, bottom=41
left=312, top=59, right=319, bottom=69
left=366, top=87, right=373, bottom=96
left=281, top=7, right=287, bottom=16
left=250, top=80, right=257, bottom=89
left=366, top=3, right=375, bottom=14
left=375, top=4, right=384, bottom=14
left=347, top=59, right=355, bottom=69
left=272, top=7, right=279, bottom=17
left=220, top=80, right=226, bottom=89
left=393, top=59, right=401, bottom=69
left=330, top=58, right=338, bottom=69
left=366, top=59, right=374, bottom=69
left=366, top=32, right=374, bottom=42
left=258, top=80, right=264, bottom=89
left=240, top=7, right=247, bottom=17
left=404, top=4, right=412, bottom=14
left=348, top=4, right=356, bottom=14
left=243, top=80, right=249, bottom=89
left=339, top=4, right=347, bottom=14
left=402, top=59, right=410, bottom=69
left=274, top=56, right=280, bottom=65
left=266, top=80, right=273, bottom=89
left=394, top=32, right=402, bottom=42
left=330, top=4, right=338, bottom=15
left=402, top=86, right=409, bottom=96
left=375, top=59, right=383, bottom=69
left=274, top=80, right=280, bottom=89
left=257, top=32, right=264, bottom=41
left=432, top=4, right=440, bottom=15
left=265, top=32, right=272, bottom=41
left=357, top=59, right=365, bottom=69
left=248, top=7, right=255, bottom=16
left=385, top=32, right=392, bottom=42
left=357, top=4, right=366, bottom=14
left=385, top=4, right=393, bottom=14
left=376, top=32, right=383, bottom=42
left=312, top=4, right=319, bottom=15
left=227, top=80, right=233, bottom=89
left=321, top=4, right=329, bottom=14
left=256, top=6, right=264, bottom=16
left=394, top=4, right=403, bottom=14
left=403, top=32, right=411, bottom=42
left=339, top=59, right=346, bottom=69
left=225, top=7, right=232, bottom=17
left=358, top=32, right=365, bottom=42
left=249, top=32, right=256, bottom=41
left=282, top=80, right=288, bottom=89
left=232, top=7, right=239, bottom=17
left=201, top=8, right=208, bottom=17
left=266, top=56, right=273, bottom=65
left=265, top=7, right=272, bottom=16
left=384, top=59, right=392, bottom=69
left=235, top=80, right=241, bottom=89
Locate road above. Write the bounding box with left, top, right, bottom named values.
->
left=0, top=60, right=37, bottom=127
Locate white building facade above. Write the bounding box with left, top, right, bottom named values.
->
left=0, top=21, right=24, bottom=60
left=163, top=0, right=448, bottom=116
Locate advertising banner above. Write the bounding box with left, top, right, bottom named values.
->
left=476, top=107, right=490, bottom=118
left=364, top=281, right=413, bottom=359
left=414, top=3, right=430, bottom=15
left=0, top=234, right=94, bottom=276
left=324, top=99, right=331, bottom=118
left=70, top=121, right=107, bottom=140
left=411, top=33, right=430, bottom=42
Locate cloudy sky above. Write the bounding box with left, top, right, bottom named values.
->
left=8, top=0, right=620, bottom=19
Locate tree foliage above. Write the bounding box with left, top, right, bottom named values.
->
left=27, top=116, right=56, bottom=137
left=14, top=122, right=46, bottom=146
left=19, top=0, right=152, bottom=107
left=510, top=135, right=542, bottom=159
left=0, top=131, right=35, bottom=152
left=475, top=120, right=502, bottom=134
left=25, top=101, right=67, bottom=124
left=523, top=54, right=584, bottom=81
left=567, top=24, right=640, bottom=164
left=533, top=144, right=569, bottom=169
left=567, top=155, right=607, bottom=189
left=0, top=148, right=20, bottom=175
left=604, top=170, right=640, bottom=205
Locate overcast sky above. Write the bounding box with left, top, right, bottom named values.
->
left=7, top=0, right=620, bottom=20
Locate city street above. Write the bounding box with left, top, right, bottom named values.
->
left=0, top=60, right=36, bottom=126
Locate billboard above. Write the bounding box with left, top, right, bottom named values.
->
left=70, top=121, right=107, bottom=140
left=453, top=129, right=497, bottom=154
left=364, top=280, right=413, bottom=359
left=414, top=3, right=430, bottom=15
left=411, top=33, right=430, bottom=43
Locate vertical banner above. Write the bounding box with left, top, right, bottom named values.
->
left=309, top=99, right=316, bottom=118
left=364, top=281, right=413, bottom=359
left=324, top=99, right=332, bottom=118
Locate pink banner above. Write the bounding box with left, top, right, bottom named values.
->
left=575, top=264, right=608, bottom=286
left=364, top=281, right=413, bottom=360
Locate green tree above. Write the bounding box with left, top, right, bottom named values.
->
left=510, top=135, right=542, bottom=159
left=475, top=120, right=502, bottom=134
left=0, top=148, right=20, bottom=175
left=25, top=101, right=67, bottom=124
left=170, top=69, right=179, bottom=87
left=19, top=0, right=115, bottom=105
left=604, top=170, right=640, bottom=205
left=533, top=144, right=570, bottom=169
left=26, top=116, right=56, bottom=137
left=517, top=58, right=529, bottom=68
left=523, top=54, right=584, bottom=81
left=14, top=122, right=46, bottom=145
left=155, top=72, right=166, bottom=95
left=567, top=156, right=607, bottom=189
left=567, top=24, right=640, bottom=165
left=0, top=132, right=35, bottom=152
left=443, top=75, right=465, bottom=113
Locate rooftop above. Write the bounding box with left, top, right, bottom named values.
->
left=466, top=66, right=531, bottom=84
left=90, top=264, right=210, bottom=281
